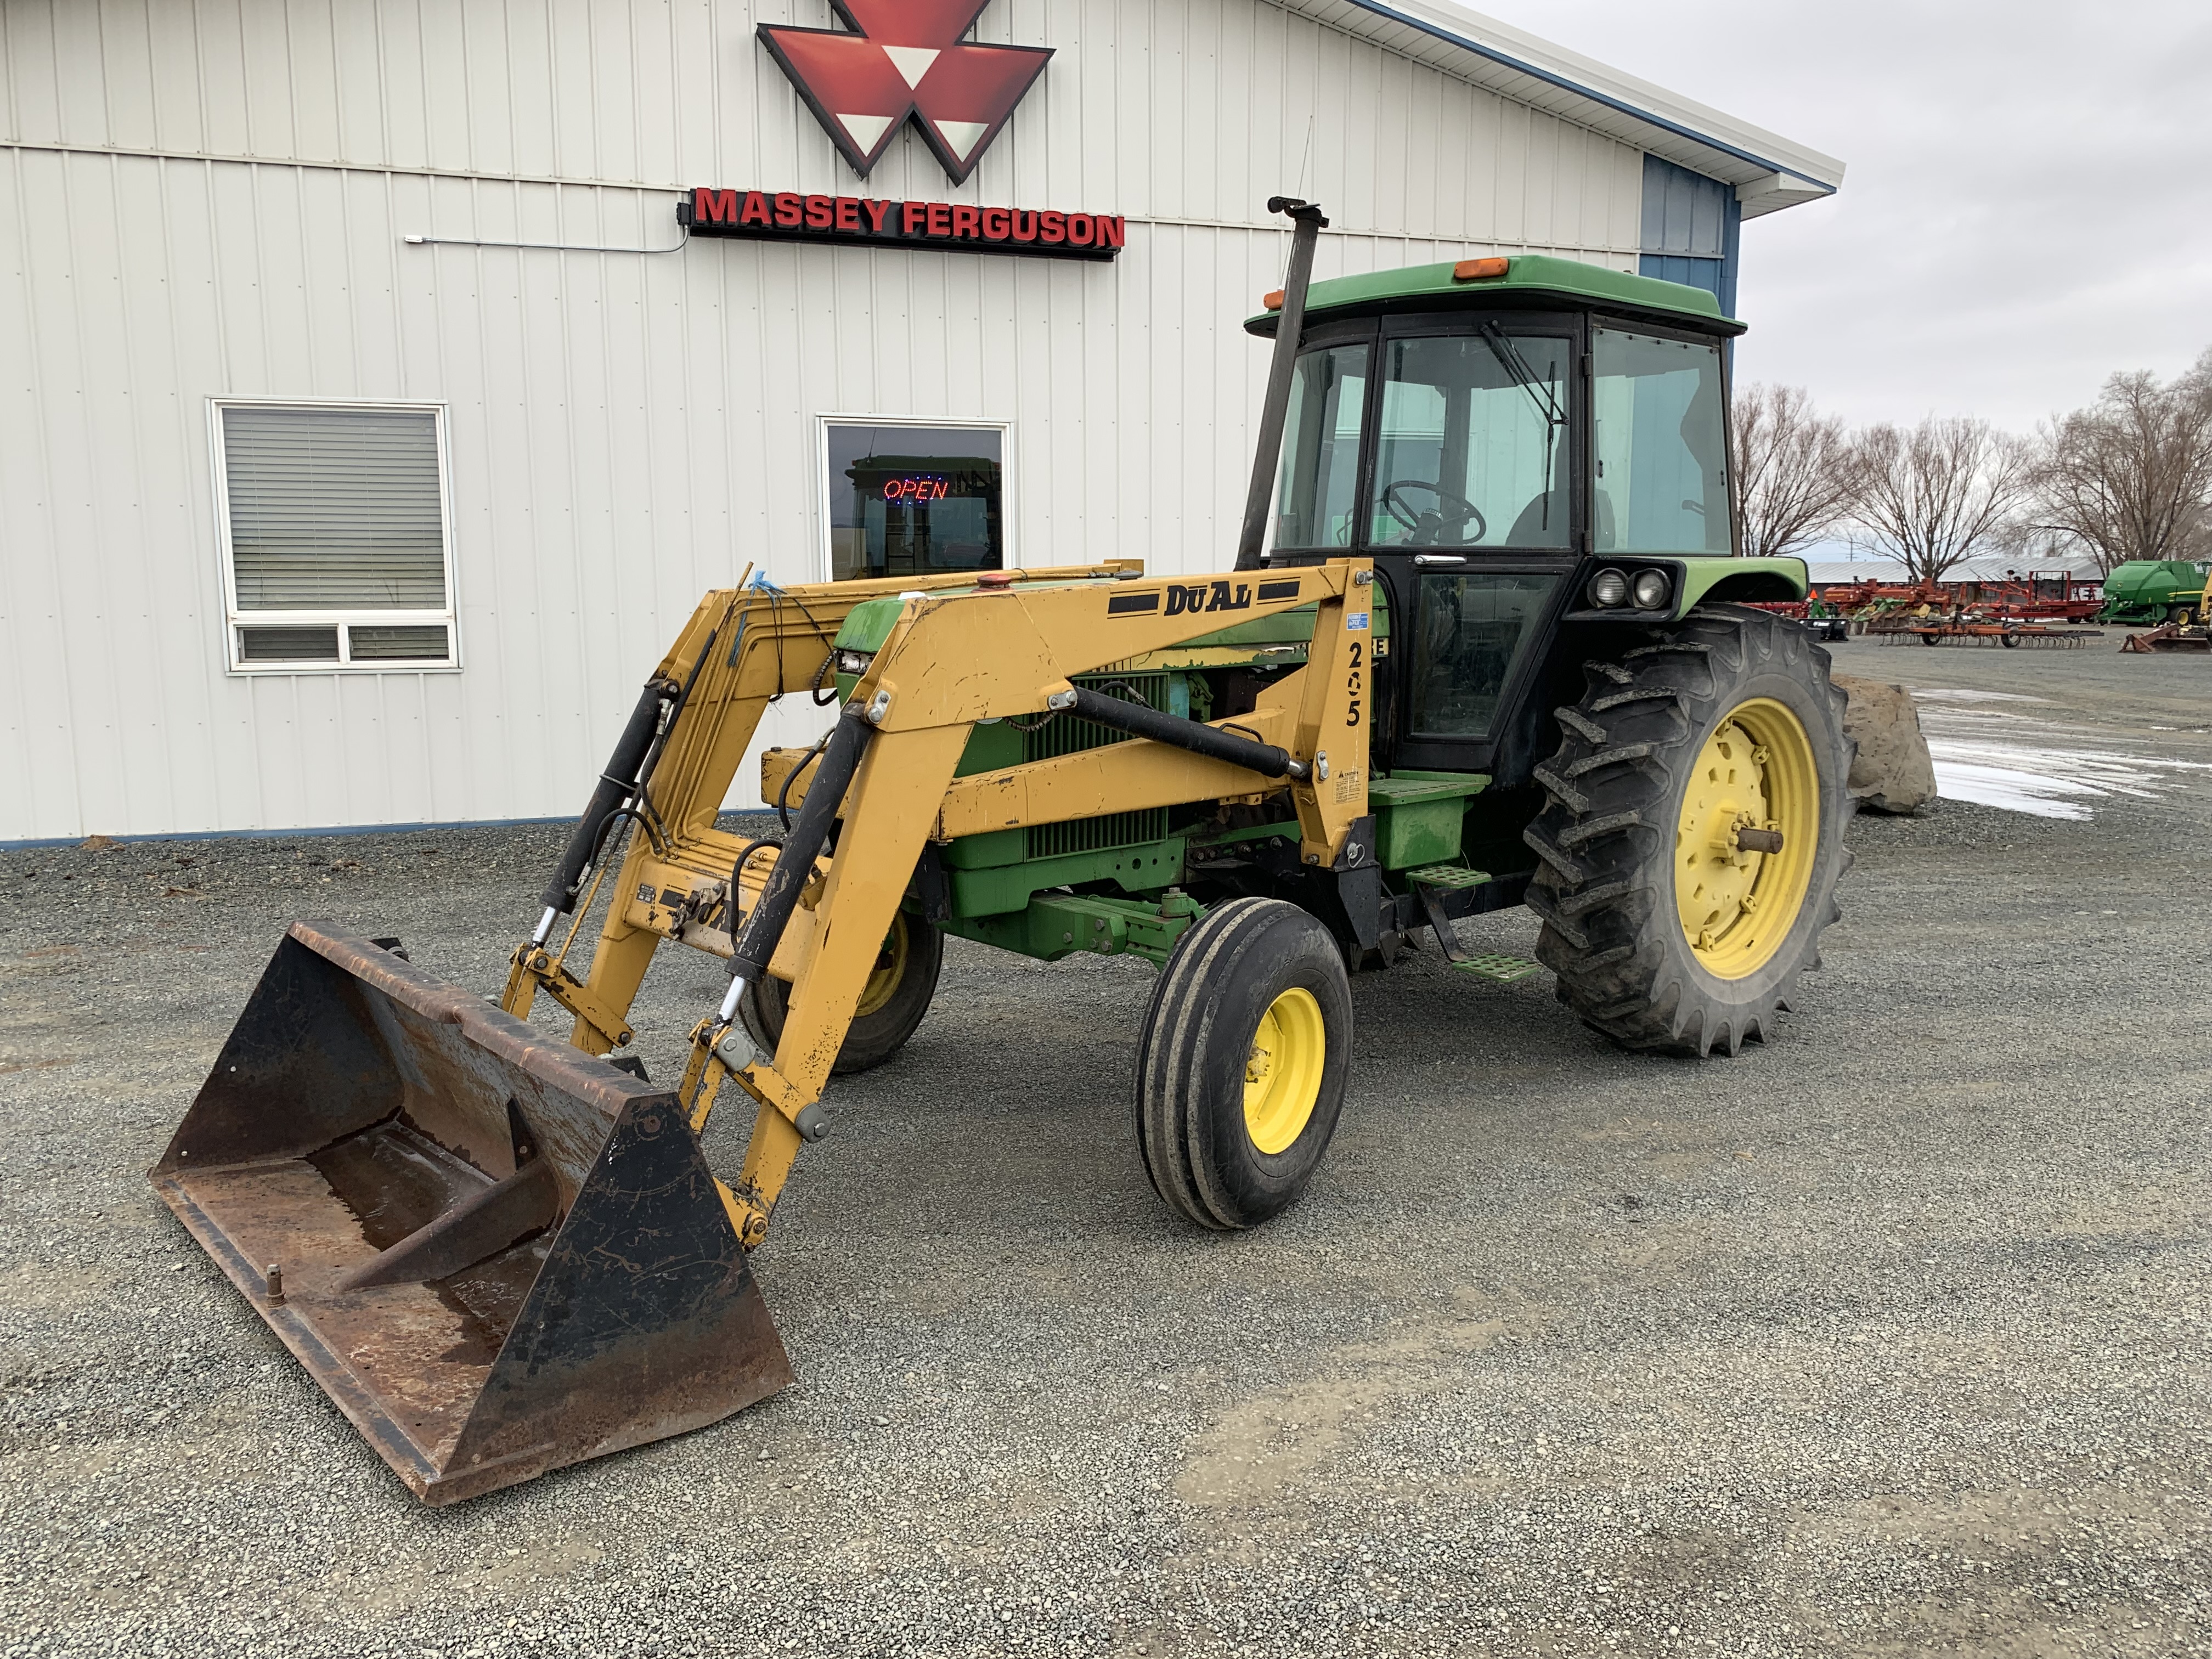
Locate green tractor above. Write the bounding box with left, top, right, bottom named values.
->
left=1216, top=213, right=1853, bottom=1056
left=2097, top=559, right=2208, bottom=625
left=780, top=212, right=1857, bottom=1062
left=817, top=211, right=1859, bottom=1063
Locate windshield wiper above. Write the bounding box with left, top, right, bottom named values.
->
left=1480, top=323, right=1568, bottom=530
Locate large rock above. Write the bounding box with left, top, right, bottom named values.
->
left=1831, top=673, right=1938, bottom=814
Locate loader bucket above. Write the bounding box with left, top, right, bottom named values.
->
left=150, top=922, right=792, bottom=1504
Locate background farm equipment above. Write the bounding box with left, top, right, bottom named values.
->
left=2096, top=560, right=2207, bottom=626
left=1880, top=619, right=2097, bottom=648
left=1745, top=599, right=1849, bottom=641
left=2120, top=617, right=2212, bottom=653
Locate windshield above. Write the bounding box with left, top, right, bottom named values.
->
left=1591, top=329, right=1731, bottom=554
left=1368, top=332, right=1572, bottom=550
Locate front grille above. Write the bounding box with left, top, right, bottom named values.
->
left=1026, top=807, right=1171, bottom=861
left=1023, top=673, right=1172, bottom=762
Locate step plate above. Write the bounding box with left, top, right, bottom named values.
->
left=1451, top=952, right=1542, bottom=983
left=1406, top=864, right=1493, bottom=889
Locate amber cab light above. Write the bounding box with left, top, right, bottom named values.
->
left=1263, top=289, right=1285, bottom=311
left=1453, top=257, right=1510, bottom=280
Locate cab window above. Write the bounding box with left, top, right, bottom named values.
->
left=1368, top=333, right=1572, bottom=550
left=1591, top=329, right=1731, bottom=554
left=1271, top=344, right=1369, bottom=549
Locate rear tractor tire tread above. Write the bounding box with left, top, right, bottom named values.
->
left=1522, top=605, right=1854, bottom=1058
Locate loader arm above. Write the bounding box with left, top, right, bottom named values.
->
left=502, top=563, right=1142, bottom=1043
left=511, top=560, right=1374, bottom=1249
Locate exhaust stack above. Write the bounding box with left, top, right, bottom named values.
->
left=1234, top=196, right=1329, bottom=571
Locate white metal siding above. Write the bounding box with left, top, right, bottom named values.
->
left=1, top=0, right=1647, bottom=841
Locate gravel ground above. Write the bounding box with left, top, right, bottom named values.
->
left=3, top=639, right=2208, bottom=1658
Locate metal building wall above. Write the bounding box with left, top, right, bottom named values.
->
left=0, top=0, right=1648, bottom=842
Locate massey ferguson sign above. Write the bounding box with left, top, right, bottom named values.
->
left=690, top=2, right=1119, bottom=262
left=758, top=0, right=1051, bottom=184
left=680, top=188, right=1124, bottom=262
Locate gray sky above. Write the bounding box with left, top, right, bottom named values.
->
left=1483, top=0, right=2212, bottom=431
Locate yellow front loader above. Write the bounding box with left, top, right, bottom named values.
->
left=153, top=201, right=1853, bottom=1503
left=154, top=557, right=1377, bottom=1502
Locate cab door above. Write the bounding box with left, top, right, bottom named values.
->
left=1359, top=315, right=1584, bottom=776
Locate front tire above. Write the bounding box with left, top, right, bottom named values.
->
left=1522, top=605, right=1853, bottom=1056
left=1135, top=898, right=1352, bottom=1229
left=738, top=908, right=943, bottom=1075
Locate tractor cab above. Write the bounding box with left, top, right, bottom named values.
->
left=1247, top=255, right=1790, bottom=780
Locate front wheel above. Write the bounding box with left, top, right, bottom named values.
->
left=1522, top=605, right=1853, bottom=1056
left=1135, top=898, right=1352, bottom=1229
left=738, top=908, right=943, bottom=1075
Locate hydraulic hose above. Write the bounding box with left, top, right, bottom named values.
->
left=776, top=735, right=827, bottom=832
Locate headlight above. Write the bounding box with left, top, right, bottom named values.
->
left=836, top=650, right=874, bottom=674
left=1630, top=569, right=1672, bottom=610
left=1587, top=568, right=1628, bottom=608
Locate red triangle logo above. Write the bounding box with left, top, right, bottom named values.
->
left=758, top=1, right=1051, bottom=185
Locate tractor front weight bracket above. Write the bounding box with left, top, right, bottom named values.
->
left=945, top=888, right=1207, bottom=966
left=1037, top=889, right=1206, bottom=964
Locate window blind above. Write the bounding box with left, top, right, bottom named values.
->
left=223, top=407, right=448, bottom=610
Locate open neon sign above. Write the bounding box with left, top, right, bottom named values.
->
left=883, top=476, right=952, bottom=502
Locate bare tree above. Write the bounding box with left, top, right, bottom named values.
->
left=2027, top=351, right=2212, bottom=573
left=1843, top=417, right=2035, bottom=583
left=1730, top=383, right=1853, bottom=559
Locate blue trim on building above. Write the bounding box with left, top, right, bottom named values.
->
left=1719, top=190, right=1741, bottom=319
left=1340, top=0, right=1837, bottom=195
left=1638, top=253, right=1723, bottom=303
left=1639, top=155, right=1741, bottom=318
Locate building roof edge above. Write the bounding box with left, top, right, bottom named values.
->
left=1285, top=0, right=1845, bottom=207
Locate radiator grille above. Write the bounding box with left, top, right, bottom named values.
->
left=1023, top=673, right=1173, bottom=762
left=1026, top=807, right=1171, bottom=861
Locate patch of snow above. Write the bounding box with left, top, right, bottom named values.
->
left=1909, top=694, right=2212, bottom=820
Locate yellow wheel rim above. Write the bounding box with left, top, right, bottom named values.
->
left=1674, top=698, right=1820, bottom=981
left=1243, top=988, right=1327, bottom=1155
left=854, top=913, right=910, bottom=1018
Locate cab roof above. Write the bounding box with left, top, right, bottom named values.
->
left=1245, top=253, right=1744, bottom=338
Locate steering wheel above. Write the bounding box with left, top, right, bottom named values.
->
left=1380, top=480, right=1487, bottom=546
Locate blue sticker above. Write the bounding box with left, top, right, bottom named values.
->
left=1346, top=611, right=1370, bottom=631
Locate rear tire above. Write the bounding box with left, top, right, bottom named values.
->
left=1135, top=898, right=1352, bottom=1229
left=1522, top=605, right=1852, bottom=1057
left=738, top=909, right=942, bottom=1076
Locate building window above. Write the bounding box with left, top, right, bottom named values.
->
left=212, top=400, right=458, bottom=671
left=821, top=419, right=1006, bottom=581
